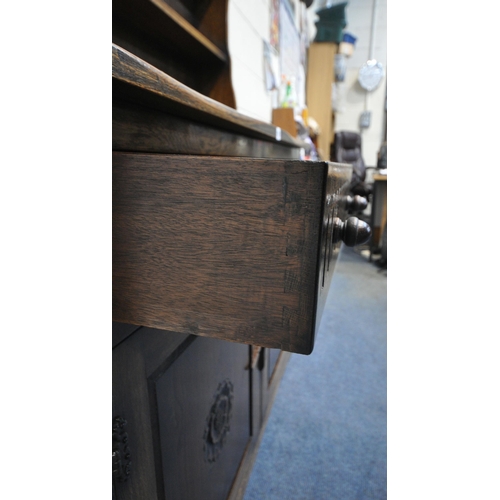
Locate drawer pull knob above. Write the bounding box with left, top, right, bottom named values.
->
left=346, top=195, right=368, bottom=212
left=332, top=217, right=371, bottom=247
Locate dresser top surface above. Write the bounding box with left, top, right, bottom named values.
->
left=112, top=44, right=305, bottom=149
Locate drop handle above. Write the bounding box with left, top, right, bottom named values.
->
left=346, top=195, right=368, bottom=212
left=332, top=217, right=371, bottom=247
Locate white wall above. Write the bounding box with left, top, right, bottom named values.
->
left=308, top=0, right=387, bottom=165
left=227, top=0, right=272, bottom=122
left=227, top=0, right=304, bottom=123
left=228, top=0, right=386, bottom=165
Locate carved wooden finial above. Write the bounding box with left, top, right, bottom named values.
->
left=332, top=217, right=371, bottom=247
left=346, top=195, right=368, bottom=212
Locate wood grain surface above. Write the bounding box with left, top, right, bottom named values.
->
left=113, top=326, right=287, bottom=500
left=113, top=99, right=301, bottom=159
left=112, top=44, right=304, bottom=148
left=113, top=0, right=237, bottom=108
left=148, top=0, right=226, bottom=60
left=113, top=153, right=332, bottom=354
left=314, top=162, right=352, bottom=334
left=152, top=336, right=250, bottom=500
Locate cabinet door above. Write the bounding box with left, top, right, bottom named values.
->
left=113, top=327, right=251, bottom=500
left=113, top=153, right=351, bottom=354
left=249, top=347, right=291, bottom=436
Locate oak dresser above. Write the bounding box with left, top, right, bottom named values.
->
left=112, top=2, right=368, bottom=498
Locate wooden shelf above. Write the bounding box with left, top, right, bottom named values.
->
left=112, top=44, right=303, bottom=148
left=149, top=0, right=227, bottom=62
left=113, top=0, right=235, bottom=107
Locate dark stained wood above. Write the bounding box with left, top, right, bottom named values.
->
left=113, top=327, right=191, bottom=499
left=113, top=0, right=225, bottom=62
left=112, top=44, right=303, bottom=147
left=227, top=350, right=292, bottom=500
left=152, top=336, right=250, bottom=500
left=149, top=0, right=226, bottom=59
left=112, top=17, right=222, bottom=96
left=208, top=63, right=236, bottom=110
left=248, top=347, right=284, bottom=440
left=112, top=0, right=237, bottom=107
left=113, top=99, right=301, bottom=159
left=112, top=2, right=355, bottom=494
left=112, top=321, right=142, bottom=348
left=112, top=330, right=176, bottom=500
left=113, top=325, right=294, bottom=500
left=155, top=0, right=197, bottom=25
left=148, top=0, right=232, bottom=59
left=113, top=328, right=252, bottom=500
left=197, top=0, right=231, bottom=53
left=314, top=162, right=352, bottom=334
left=113, top=153, right=347, bottom=354
left=369, top=175, right=387, bottom=259
left=194, top=0, right=238, bottom=110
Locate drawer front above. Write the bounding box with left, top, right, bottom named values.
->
left=113, top=153, right=352, bottom=354
left=315, top=162, right=352, bottom=334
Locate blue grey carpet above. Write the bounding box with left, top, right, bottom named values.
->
left=243, top=246, right=387, bottom=500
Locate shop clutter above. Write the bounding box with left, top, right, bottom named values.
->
left=270, top=2, right=358, bottom=162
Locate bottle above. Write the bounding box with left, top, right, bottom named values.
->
left=282, top=77, right=297, bottom=108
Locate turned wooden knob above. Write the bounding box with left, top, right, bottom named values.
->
left=332, top=217, right=371, bottom=247
left=346, top=195, right=368, bottom=212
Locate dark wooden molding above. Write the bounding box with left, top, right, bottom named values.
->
left=113, top=99, right=301, bottom=159
left=113, top=0, right=236, bottom=107
left=112, top=44, right=303, bottom=148
left=149, top=0, right=227, bottom=61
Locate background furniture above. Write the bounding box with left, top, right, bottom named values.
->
left=331, top=131, right=374, bottom=202
left=369, top=173, right=387, bottom=262
left=306, top=41, right=338, bottom=160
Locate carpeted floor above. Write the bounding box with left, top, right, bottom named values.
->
left=243, top=245, right=387, bottom=500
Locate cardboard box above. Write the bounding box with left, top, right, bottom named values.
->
left=272, top=108, right=297, bottom=138
left=338, top=41, right=354, bottom=57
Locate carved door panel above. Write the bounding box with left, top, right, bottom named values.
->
left=113, top=327, right=251, bottom=500
left=153, top=335, right=250, bottom=500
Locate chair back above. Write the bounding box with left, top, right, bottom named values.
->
left=332, top=131, right=366, bottom=184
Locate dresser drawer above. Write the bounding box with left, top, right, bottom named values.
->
left=113, top=153, right=352, bottom=354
